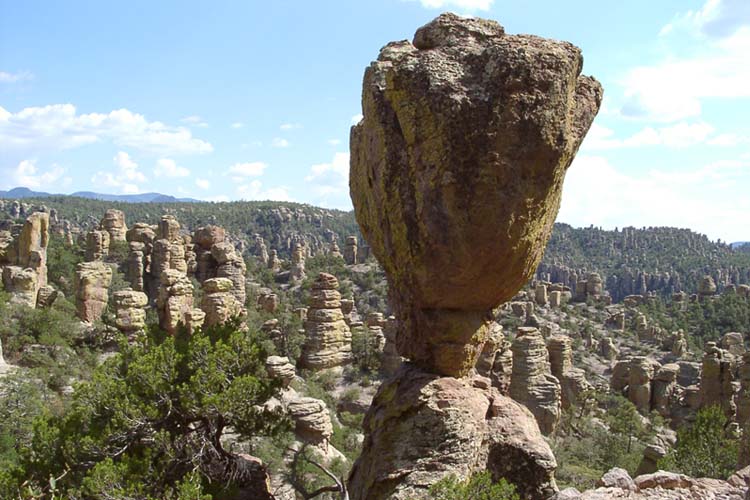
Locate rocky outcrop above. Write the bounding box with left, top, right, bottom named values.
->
left=347, top=12, right=599, bottom=498
left=265, top=356, right=296, bottom=387
left=156, top=269, right=202, bottom=335
left=475, top=323, right=513, bottom=395
left=629, top=357, right=657, bottom=414
left=289, top=241, right=306, bottom=283
left=299, top=273, right=352, bottom=371
left=74, top=261, right=113, bottom=323
left=113, top=289, right=148, bottom=334
left=510, top=327, right=562, bottom=435
left=738, top=352, right=750, bottom=427
left=348, top=366, right=558, bottom=500
left=100, top=209, right=127, bottom=242
left=555, top=468, right=748, bottom=499
left=548, top=335, right=591, bottom=409
left=652, top=364, right=679, bottom=418
left=722, top=332, right=746, bottom=357
left=344, top=236, right=358, bottom=265
left=85, top=229, right=110, bottom=261
left=0, top=212, right=50, bottom=307
left=700, top=342, right=735, bottom=416
left=349, top=13, right=601, bottom=378
left=2, top=266, right=38, bottom=307
left=286, top=397, right=337, bottom=460
left=200, top=277, right=243, bottom=327
left=212, top=242, right=247, bottom=307
left=698, top=275, right=717, bottom=299
left=267, top=249, right=281, bottom=272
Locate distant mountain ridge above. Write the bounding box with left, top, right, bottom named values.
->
left=0, top=187, right=199, bottom=203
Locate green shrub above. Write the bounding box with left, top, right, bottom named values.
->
left=428, top=471, right=520, bottom=500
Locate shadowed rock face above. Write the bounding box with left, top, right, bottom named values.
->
left=350, top=12, right=602, bottom=377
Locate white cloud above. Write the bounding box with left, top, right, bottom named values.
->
left=0, top=70, right=33, bottom=83
left=236, top=180, right=292, bottom=201
left=328, top=139, right=341, bottom=146
left=0, top=104, right=213, bottom=155
left=304, top=152, right=351, bottom=208
left=181, top=115, right=208, bottom=127
left=279, top=122, right=302, bottom=131
left=154, top=158, right=190, bottom=178
left=660, top=0, right=750, bottom=39
left=558, top=155, right=750, bottom=242
left=351, top=114, right=363, bottom=125
left=271, top=137, right=290, bottom=148
left=231, top=122, right=244, bottom=129
left=620, top=21, right=750, bottom=122
left=228, top=161, right=267, bottom=177
left=195, top=178, right=210, bottom=189
left=583, top=121, right=716, bottom=149
left=408, top=0, right=494, bottom=11
left=6, top=160, right=69, bottom=190
left=91, top=151, right=148, bottom=193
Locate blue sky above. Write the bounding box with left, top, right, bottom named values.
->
left=1, top=0, right=749, bottom=242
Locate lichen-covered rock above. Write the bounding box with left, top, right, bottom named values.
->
left=200, top=277, right=243, bottom=327
left=290, top=241, right=306, bottom=283
left=74, top=261, right=113, bottom=322
left=349, top=14, right=601, bottom=376
left=1, top=212, right=50, bottom=307
left=300, top=273, right=352, bottom=371
left=510, top=327, right=562, bottom=435
left=722, top=332, right=745, bottom=357
left=35, top=284, right=59, bottom=309
left=347, top=365, right=558, bottom=500
left=101, top=209, right=127, bottom=242
left=113, top=289, right=148, bottom=333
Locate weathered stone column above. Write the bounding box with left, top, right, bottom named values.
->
left=347, top=12, right=600, bottom=500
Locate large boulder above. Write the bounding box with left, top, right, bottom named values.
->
left=348, top=365, right=558, bottom=499
left=349, top=13, right=601, bottom=377
left=74, top=261, right=113, bottom=323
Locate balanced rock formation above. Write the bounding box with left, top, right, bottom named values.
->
left=100, top=209, right=127, bottom=242
left=74, top=261, right=113, bottom=323
left=286, top=397, right=336, bottom=459
left=628, top=357, right=657, bottom=414
left=510, top=327, right=562, bottom=434
left=201, top=277, right=243, bottom=327
left=348, top=12, right=599, bottom=498
left=299, top=273, right=352, bottom=371
left=113, top=289, right=148, bottom=334
left=349, top=14, right=600, bottom=376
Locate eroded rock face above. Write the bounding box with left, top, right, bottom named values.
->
left=349, top=13, right=601, bottom=377
left=287, top=397, right=334, bottom=453
left=510, top=327, right=562, bottom=435
left=548, top=335, right=591, bottom=409
left=299, top=273, right=352, bottom=371
left=700, top=342, right=735, bottom=416
left=113, top=289, right=148, bottom=334
left=156, top=269, right=201, bottom=335
left=85, top=229, right=110, bottom=262
left=344, top=236, right=358, bottom=265
left=200, top=277, right=243, bottom=327
left=74, top=261, right=113, bottom=323
left=101, top=209, right=127, bottom=242
left=1, top=212, right=50, bottom=306
left=348, top=365, right=558, bottom=500
left=265, top=356, right=296, bottom=387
